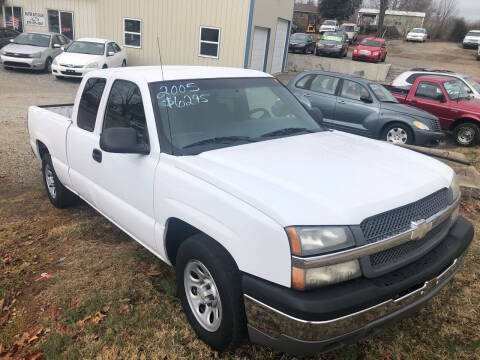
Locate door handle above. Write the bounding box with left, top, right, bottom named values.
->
left=337, top=100, right=346, bottom=104
left=303, top=93, right=311, bottom=97
left=92, top=149, right=102, bottom=163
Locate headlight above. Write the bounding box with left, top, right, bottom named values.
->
left=52, top=58, right=58, bottom=66
left=0, top=50, right=6, bottom=55
left=373, top=51, right=379, bottom=55
left=450, top=174, right=460, bottom=202
left=86, top=62, right=99, bottom=68
left=28, top=53, right=41, bottom=58
left=287, top=226, right=355, bottom=256
left=292, top=260, right=361, bottom=290
left=413, top=121, right=430, bottom=130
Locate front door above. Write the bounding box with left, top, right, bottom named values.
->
left=302, top=73, right=340, bottom=122
left=407, top=81, right=452, bottom=128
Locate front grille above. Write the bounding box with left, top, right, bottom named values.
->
left=5, top=52, right=30, bottom=58
left=59, top=64, right=83, bottom=68
left=3, top=61, right=30, bottom=68
left=427, top=118, right=441, bottom=131
left=360, top=188, right=449, bottom=244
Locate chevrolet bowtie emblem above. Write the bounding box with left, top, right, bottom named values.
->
left=411, top=219, right=433, bottom=240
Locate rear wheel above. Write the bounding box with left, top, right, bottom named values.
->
left=382, top=123, right=413, bottom=145
left=454, top=123, right=480, bottom=147
left=42, top=154, right=78, bottom=208
left=45, top=58, right=52, bottom=73
left=122, top=60, right=127, bottom=67
left=176, top=234, right=246, bottom=351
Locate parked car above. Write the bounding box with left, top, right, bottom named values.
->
left=462, top=30, right=480, bottom=49
left=387, top=75, right=480, bottom=146
left=340, top=23, right=359, bottom=43
left=52, top=38, right=127, bottom=79
left=319, top=19, right=339, bottom=33
left=315, top=31, right=349, bottom=58
left=406, top=28, right=428, bottom=42
left=0, top=27, right=20, bottom=49
left=477, top=46, right=480, bottom=61
left=288, top=33, right=315, bottom=54
left=288, top=70, right=444, bottom=146
left=27, top=66, right=472, bottom=356
left=0, top=31, right=71, bottom=72
left=352, top=37, right=387, bottom=63
left=391, top=69, right=480, bottom=100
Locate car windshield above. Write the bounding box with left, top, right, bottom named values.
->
left=14, top=33, right=50, bottom=47
left=467, top=31, right=480, bottom=37
left=370, top=83, right=398, bottom=103
left=360, top=39, right=381, bottom=47
left=321, top=33, right=343, bottom=42
left=443, top=79, right=471, bottom=101
left=463, top=77, right=480, bottom=93
left=411, top=28, right=425, bottom=33
left=324, top=20, right=336, bottom=26
left=291, top=34, right=309, bottom=41
left=150, top=77, right=324, bottom=155
left=66, top=41, right=105, bottom=55
left=342, top=26, right=355, bottom=31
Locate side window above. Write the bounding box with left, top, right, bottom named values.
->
left=107, top=42, right=115, bottom=53
left=406, top=73, right=424, bottom=85
left=113, top=43, right=122, bottom=52
left=77, top=78, right=107, bottom=132
left=60, top=35, right=69, bottom=45
left=53, top=35, right=61, bottom=46
left=103, top=80, right=148, bottom=144
left=310, top=75, right=340, bottom=95
left=340, top=79, right=371, bottom=101
left=414, top=81, right=444, bottom=101
left=295, top=75, right=313, bottom=89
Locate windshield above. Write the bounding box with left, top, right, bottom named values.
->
left=463, top=77, right=480, bottom=93
left=342, top=26, right=355, bottom=31
left=14, top=33, right=50, bottom=47
left=411, top=28, right=425, bottom=33
left=467, top=31, right=480, bottom=37
left=324, top=20, right=336, bottom=26
left=66, top=41, right=105, bottom=55
left=443, top=79, right=471, bottom=101
left=370, top=83, right=398, bottom=103
left=360, top=39, right=381, bottom=47
left=150, top=78, right=324, bottom=155
left=291, top=33, right=309, bottom=41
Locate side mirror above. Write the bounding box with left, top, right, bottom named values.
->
left=53, top=43, right=61, bottom=48
left=9, top=38, right=14, bottom=43
left=100, top=127, right=150, bottom=155
left=436, top=94, right=447, bottom=103
left=308, top=107, right=324, bottom=124
left=107, top=51, right=115, bottom=57
left=60, top=46, right=65, bottom=51
left=360, top=94, right=373, bottom=103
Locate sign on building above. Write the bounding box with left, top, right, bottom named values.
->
left=24, top=11, right=45, bottom=26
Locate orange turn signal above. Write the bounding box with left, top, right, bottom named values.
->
left=286, top=227, right=302, bottom=256
left=292, top=267, right=305, bottom=291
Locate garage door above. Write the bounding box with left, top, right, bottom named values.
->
left=250, top=27, right=269, bottom=71
left=271, top=19, right=289, bottom=74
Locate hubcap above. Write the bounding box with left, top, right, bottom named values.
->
left=386, top=128, right=408, bottom=144
left=45, top=164, right=56, bottom=199
left=184, top=259, right=222, bottom=332
left=458, top=128, right=474, bottom=145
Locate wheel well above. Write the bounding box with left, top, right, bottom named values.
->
left=164, top=218, right=201, bottom=266
left=379, top=121, right=414, bottom=140
left=449, top=118, right=479, bottom=131
left=37, top=140, right=49, bottom=159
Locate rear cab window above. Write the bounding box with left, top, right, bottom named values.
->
left=77, top=77, right=107, bottom=132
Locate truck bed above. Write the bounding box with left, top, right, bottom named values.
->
left=384, top=85, right=409, bottom=103
left=38, top=104, right=74, bottom=119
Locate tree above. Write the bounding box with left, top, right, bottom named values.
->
left=376, top=0, right=389, bottom=37
left=319, top=0, right=362, bottom=21
left=449, top=18, right=468, bottom=42
left=428, top=0, right=458, bottom=39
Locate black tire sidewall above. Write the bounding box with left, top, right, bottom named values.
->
left=176, top=235, right=246, bottom=351
left=41, top=154, right=76, bottom=208
left=454, top=123, right=480, bottom=147
left=45, top=58, right=52, bottom=73
left=381, top=123, right=414, bottom=145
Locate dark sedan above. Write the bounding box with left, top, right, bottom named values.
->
left=0, top=28, right=20, bottom=49
left=288, top=33, right=315, bottom=54
left=288, top=70, right=445, bottom=147
left=315, top=31, right=349, bottom=58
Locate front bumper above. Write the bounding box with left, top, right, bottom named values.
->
left=288, top=45, right=307, bottom=53
left=0, top=55, right=44, bottom=70
left=316, top=48, right=342, bottom=56
left=51, top=64, right=94, bottom=78
left=413, top=129, right=445, bottom=147
left=463, top=41, right=479, bottom=48
left=243, top=216, right=473, bottom=356
left=352, top=53, right=379, bottom=62
left=406, top=36, right=425, bottom=42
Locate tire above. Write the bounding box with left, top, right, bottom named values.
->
left=55, top=76, right=64, bottom=80
left=176, top=234, right=246, bottom=351
left=381, top=123, right=414, bottom=145
left=453, top=122, right=480, bottom=147
left=102, top=64, right=108, bottom=69
left=382, top=54, right=386, bottom=62
left=41, top=154, right=78, bottom=208
left=121, top=60, right=127, bottom=67
left=45, top=57, right=52, bottom=73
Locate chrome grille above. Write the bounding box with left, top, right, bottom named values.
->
left=5, top=52, right=29, bottom=58
left=361, top=188, right=449, bottom=244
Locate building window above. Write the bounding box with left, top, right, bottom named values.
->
left=124, top=18, right=142, bottom=48
left=199, top=26, right=220, bottom=58
left=48, top=10, right=74, bottom=39
left=4, top=6, right=23, bottom=32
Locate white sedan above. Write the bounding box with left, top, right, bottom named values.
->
left=52, top=38, right=127, bottom=79
left=406, top=28, right=428, bottom=42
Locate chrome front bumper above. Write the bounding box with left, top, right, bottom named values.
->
left=245, top=251, right=467, bottom=353
left=0, top=55, right=44, bottom=69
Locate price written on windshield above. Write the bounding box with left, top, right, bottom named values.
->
left=157, top=83, right=209, bottom=109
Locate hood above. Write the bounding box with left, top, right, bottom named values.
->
left=54, top=52, right=102, bottom=66
left=2, top=43, right=47, bottom=54
left=172, top=131, right=453, bottom=226
left=464, top=36, right=480, bottom=41
left=380, top=102, right=437, bottom=121
left=356, top=45, right=380, bottom=52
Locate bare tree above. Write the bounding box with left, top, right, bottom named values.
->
left=376, top=0, right=389, bottom=37
left=428, top=0, right=458, bottom=39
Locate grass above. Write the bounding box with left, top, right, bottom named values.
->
left=0, top=146, right=479, bottom=359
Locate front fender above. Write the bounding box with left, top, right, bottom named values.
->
left=372, top=112, right=416, bottom=139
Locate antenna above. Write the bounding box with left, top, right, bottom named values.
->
left=157, top=36, right=165, bottom=81
left=156, top=36, right=174, bottom=153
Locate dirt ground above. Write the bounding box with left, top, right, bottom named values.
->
left=0, top=64, right=479, bottom=360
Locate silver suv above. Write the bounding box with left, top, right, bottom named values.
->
left=0, top=31, right=71, bottom=72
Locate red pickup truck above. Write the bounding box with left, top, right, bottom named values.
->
left=387, top=75, right=480, bottom=146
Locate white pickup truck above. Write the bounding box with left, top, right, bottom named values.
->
left=27, top=66, right=473, bottom=355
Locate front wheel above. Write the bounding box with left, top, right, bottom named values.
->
left=122, top=59, right=127, bottom=67
left=45, top=58, right=52, bottom=73
left=42, top=154, right=78, bottom=208
left=176, top=234, right=246, bottom=351
left=454, top=123, right=480, bottom=146
left=382, top=123, right=413, bottom=145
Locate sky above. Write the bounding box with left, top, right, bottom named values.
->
left=457, top=0, right=480, bottom=21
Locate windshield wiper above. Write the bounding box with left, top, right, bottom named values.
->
left=257, top=127, right=317, bottom=139
left=183, top=136, right=254, bottom=149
